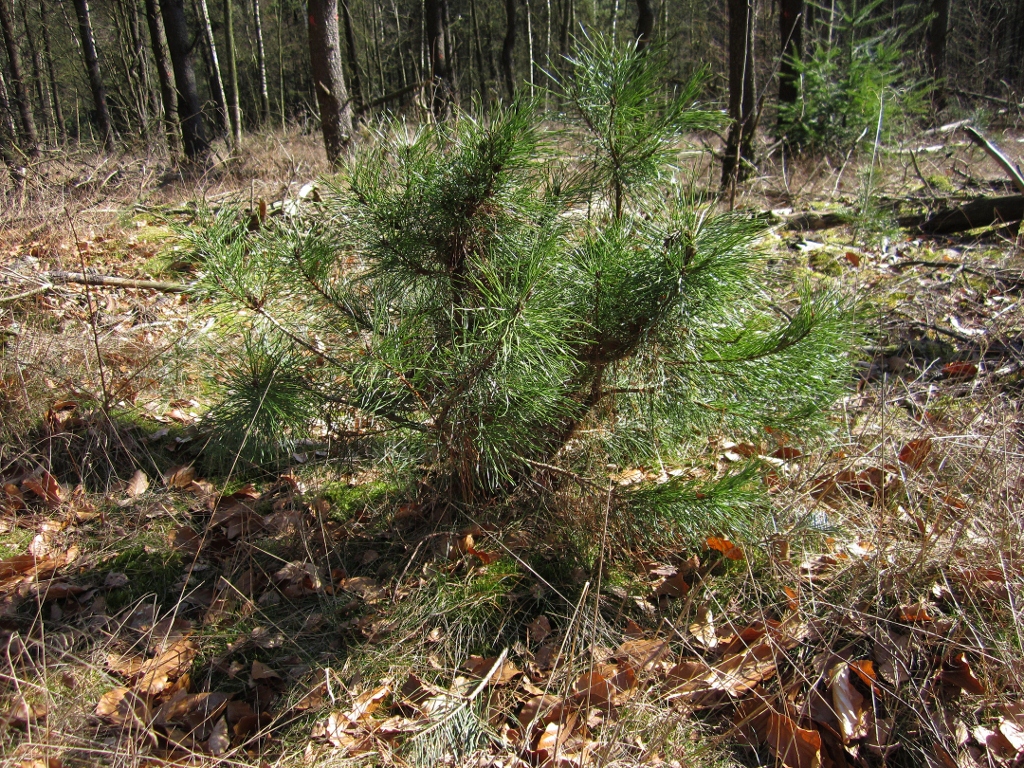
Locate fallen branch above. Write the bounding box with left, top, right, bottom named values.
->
left=44, top=271, right=192, bottom=293
left=1, top=272, right=192, bottom=305
left=963, top=126, right=1024, bottom=195
left=914, top=195, right=1024, bottom=235
left=0, top=283, right=54, bottom=306
left=777, top=211, right=855, bottom=232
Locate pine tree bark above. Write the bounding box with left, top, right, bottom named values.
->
left=39, top=0, right=65, bottom=140
left=196, top=0, right=232, bottom=141
left=252, top=0, right=271, bottom=122
left=925, top=0, right=949, bottom=111
left=778, top=0, right=801, bottom=110
left=224, top=0, right=242, bottom=146
left=501, top=0, right=516, bottom=101
left=0, top=65, right=25, bottom=187
left=160, top=0, right=210, bottom=158
left=20, top=2, right=53, bottom=140
left=307, top=0, right=352, bottom=165
left=634, top=0, right=654, bottom=50
left=145, top=0, right=180, bottom=153
left=0, top=0, right=39, bottom=156
left=722, top=0, right=755, bottom=186
left=425, top=0, right=453, bottom=116
left=72, top=0, right=115, bottom=151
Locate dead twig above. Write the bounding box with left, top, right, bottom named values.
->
left=963, top=125, right=1024, bottom=196
left=1, top=271, right=193, bottom=296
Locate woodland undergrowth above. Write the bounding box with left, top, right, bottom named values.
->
left=0, top=50, right=1023, bottom=768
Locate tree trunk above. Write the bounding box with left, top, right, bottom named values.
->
left=277, top=0, right=285, bottom=127
left=925, top=0, right=949, bottom=111
left=501, top=0, right=515, bottom=101
left=634, top=0, right=654, bottom=50
left=0, top=59, right=18, bottom=143
left=470, top=0, right=487, bottom=108
left=307, top=0, right=352, bottom=165
left=145, top=0, right=180, bottom=153
left=425, top=0, right=452, bottom=116
left=370, top=0, right=385, bottom=96
left=224, top=0, right=242, bottom=146
left=72, top=0, right=115, bottom=151
left=722, top=0, right=755, bottom=186
left=39, top=0, right=65, bottom=140
left=778, top=0, right=801, bottom=111
left=112, top=0, right=151, bottom=142
left=0, top=0, right=39, bottom=156
left=525, top=0, right=534, bottom=97
left=160, top=0, right=210, bottom=158
left=251, top=0, right=271, bottom=122
left=196, top=0, right=231, bottom=141
left=20, top=1, right=53, bottom=141
left=0, top=65, right=25, bottom=187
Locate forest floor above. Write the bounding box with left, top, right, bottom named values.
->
left=0, top=126, right=1023, bottom=768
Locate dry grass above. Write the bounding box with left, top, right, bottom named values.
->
left=1, top=128, right=1023, bottom=768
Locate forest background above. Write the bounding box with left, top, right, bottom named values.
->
left=1, top=0, right=1024, bottom=767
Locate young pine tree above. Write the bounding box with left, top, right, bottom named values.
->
left=195, top=38, right=852, bottom=541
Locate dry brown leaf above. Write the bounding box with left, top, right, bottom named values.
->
left=942, top=361, right=978, bottom=380
left=169, top=526, right=202, bottom=554
left=2, top=483, right=24, bottom=513
left=251, top=660, right=280, bottom=681
left=533, top=712, right=578, bottom=762
left=527, top=614, right=552, bottom=645
left=164, top=465, right=196, bottom=489
left=517, top=695, right=564, bottom=729
left=688, top=606, right=719, bottom=649
left=898, top=601, right=934, bottom=622
left=126, top=470, right=149, bottom=497
left=783, top=586, right=800, bottom=611
left=654, top=573, right=689, bottom=598
left=573, top=670, right=615, bottom=706
left=973, top=725, right=1018, bottom=760
left=830, top=663, right=869, bottom=743
left=341, top=575, right=383, bottom=601
left=938, top=653, right=985, bottom=695
left=345, top=683, right=391, bottom=723
left=22, top=471, right=63, bottom=509
left=850, top=659, right=880, bottom=693
left=623, top=619, right=644, bottom=638
left=154, top=691, right=230, bottom=729
left=136, top=638, right=197, bottom=695
left=463, top=655, right=521, bottom=684
left=898, top=437, right=932, bottom=469
left=208, top=716, right=230, bottom=755
left=874, top=630, right=911, bottom=686
left=95, top=687, right=149, bottom=726
left=764, top=713, right=822, bottom=768
left=707, top=536, right=745, bottom=560
left=5, top=698, right=47, bottom=728
left=322, top=712, right=374, bottom=752
left=615, top=637, right=670, bottom=668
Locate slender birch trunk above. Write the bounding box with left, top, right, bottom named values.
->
left=196, top=0, right=232, bottom=141
left=252, top=0, right=271, bottom=122
left=224, top=0, right=242, bottom=146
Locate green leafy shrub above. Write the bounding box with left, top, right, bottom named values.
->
left=196, top=39, right=853, bottom=541
left=779, top=0, right=926, bottom=153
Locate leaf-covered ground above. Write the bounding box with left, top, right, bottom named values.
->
left=1, top=128, right=1023, bottom=768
